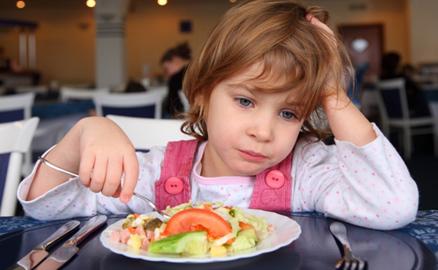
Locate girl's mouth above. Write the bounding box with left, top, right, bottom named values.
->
left=238, top=149, right=268, bottom=162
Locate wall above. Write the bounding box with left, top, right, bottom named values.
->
left=0, top=1, right=95, bottom=85
left=408, top=0, right=438, bottom=64
left=304, top=0, right=410, bottom=62
left=125, top=0, right=229, bottom=80
left=0, top=0, right=435, bottom=85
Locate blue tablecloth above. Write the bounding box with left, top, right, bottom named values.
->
left=1, top=211, right=438, bottom=254
left=1, top=211, right=437, bottom=269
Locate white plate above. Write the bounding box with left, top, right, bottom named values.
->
left=100, top=209, right=301, bottom=263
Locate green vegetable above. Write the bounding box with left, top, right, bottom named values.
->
left=233, top=208, right=270, bottom=240
left=149, top=231, right=208, bottom=256
left=228, top=228, right=258, bottom=252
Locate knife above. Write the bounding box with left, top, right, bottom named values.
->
left=7, top=220, right=80, bottom=270
left=34, top=215, right=107, bottom=270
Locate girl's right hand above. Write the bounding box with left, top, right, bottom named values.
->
left=78, top=117, right=139, bottom=203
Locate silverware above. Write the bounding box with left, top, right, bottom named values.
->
left=132, top=192, right=170, bottom=220
left=34, top=215, right=107, bottom=270
left=329, top=222, right=367, bottom=270
left=39, top=158, right=169, bottom=220
left=7, top=220, right=80, bottom=270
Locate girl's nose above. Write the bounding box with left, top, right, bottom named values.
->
left=246, top=116, right=274, bottom=142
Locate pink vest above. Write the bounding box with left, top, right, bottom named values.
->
left=155, top=140, right=293, bottom=212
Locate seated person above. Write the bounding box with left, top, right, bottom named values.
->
left=160, top=42, right=191, bottom=118
left=380, top=51, right=430, bottom=117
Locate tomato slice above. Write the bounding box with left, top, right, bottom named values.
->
left=163, top=208, right=232, bottom=239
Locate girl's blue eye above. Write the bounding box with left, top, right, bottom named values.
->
left=237, top=97, right=253, bottom=107
left=280, top=110, right=296, bottom=120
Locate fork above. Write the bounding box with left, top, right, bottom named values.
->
left=329, top=222, right=367, bottom=270
left=132, top=192, right=170, bottom=220
left=39, top=156, right=170, bottom=219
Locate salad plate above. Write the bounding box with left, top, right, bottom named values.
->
left=100, top=208, right=301, bottom=263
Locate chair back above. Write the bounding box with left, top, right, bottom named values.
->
left=95, top=90, right=166, bottom=119
left=106, top=115, right=192, bottom=150
left=0, top=93, right=35, bottom=123
left=178, top=90, right=190, bottom=112
left=0, top=117, right=39, bottom=216
left=348, top=62, right=369, bottom=107
left=60, top=87, right=108, bottom=102
left=377, top=78, right=410, bottom=121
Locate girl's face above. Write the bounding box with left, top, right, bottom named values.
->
left=202, top=63, right=304, bottom=177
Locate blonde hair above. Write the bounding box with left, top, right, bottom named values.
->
left=181, top=0, right=353, bottom=140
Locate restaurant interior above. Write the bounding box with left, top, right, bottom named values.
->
left=1, top=0, right=438, bottom=269
left=1, top=0, right=437, bottom=212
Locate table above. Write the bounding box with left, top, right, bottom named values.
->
left=0, top=211, right=437, bottom=270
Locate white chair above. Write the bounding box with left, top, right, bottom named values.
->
left=0, top=117, right=39, bottom=216
left=60, top=87, right=109, bottom=102
left=106, top=115, right=192, bottom=150
left=376, top=78, right=437, bottom=159
left=178, top=90, right=190, bottom=112
left=94, top=90, right=166, bottom=119
left=0, top=93, right=35, bottom=175
left=0, top=92, right=35, bottom=122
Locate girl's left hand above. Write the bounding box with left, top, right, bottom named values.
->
left=305, top=14, right=350, bottom=108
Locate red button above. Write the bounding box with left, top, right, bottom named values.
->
left=265, top=170, right=285, bottom=189
left=164, top=177, right=184, bottom=194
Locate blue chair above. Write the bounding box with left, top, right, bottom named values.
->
left=94, top=89, right=166, bottom=119
left=0, top=118, right=39, bottom=216
left=376, top=78, right=437, bottom=159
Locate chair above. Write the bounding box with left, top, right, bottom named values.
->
left=94, top=90, right=166, bottom=119
left=106, top=115, right=192, bottom=150
left=0, top=93, right=35, bottom=123
left=347, top=62, right=369, bottom=109
left=60, top=87, right=108, bottom=102
left=376, top=78, right=437, bottom=159
left=178, top=90, right=190, bottom=112
left=0, top=117, right=39, bottom=216
left=0, top=93, right=35, bottom=175
left=429, top=101, right=438, bottom=156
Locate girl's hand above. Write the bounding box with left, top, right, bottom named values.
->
left=305, top=14, right=376, bottom=146
left=305, top=14, right=350, bottom=107
left=78, top=117, right=139, bottom=203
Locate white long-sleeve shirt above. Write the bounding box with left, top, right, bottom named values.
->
left=18, top=124, right=419, bottom=230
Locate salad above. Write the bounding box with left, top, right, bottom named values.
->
left=110, top=202, right=272, bottom=257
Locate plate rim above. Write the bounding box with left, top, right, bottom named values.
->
left=99, top=208, right=301, bottom=263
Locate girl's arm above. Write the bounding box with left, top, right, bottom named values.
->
left=307, top=15, right=376, bottom=146
left=323, top=92, right=376, bottom=146
left=27, top=117, right=139, bottom=203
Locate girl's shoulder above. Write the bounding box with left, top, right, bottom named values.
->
left=293, top=136, right=335, bottom=165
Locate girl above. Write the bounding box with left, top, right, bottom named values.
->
left=19, top=0, right=418, bottom=230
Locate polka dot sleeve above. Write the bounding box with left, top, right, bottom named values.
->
left=292, top=123, right=419, bottom=230
left=17, top=146, right=166, bottom=220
